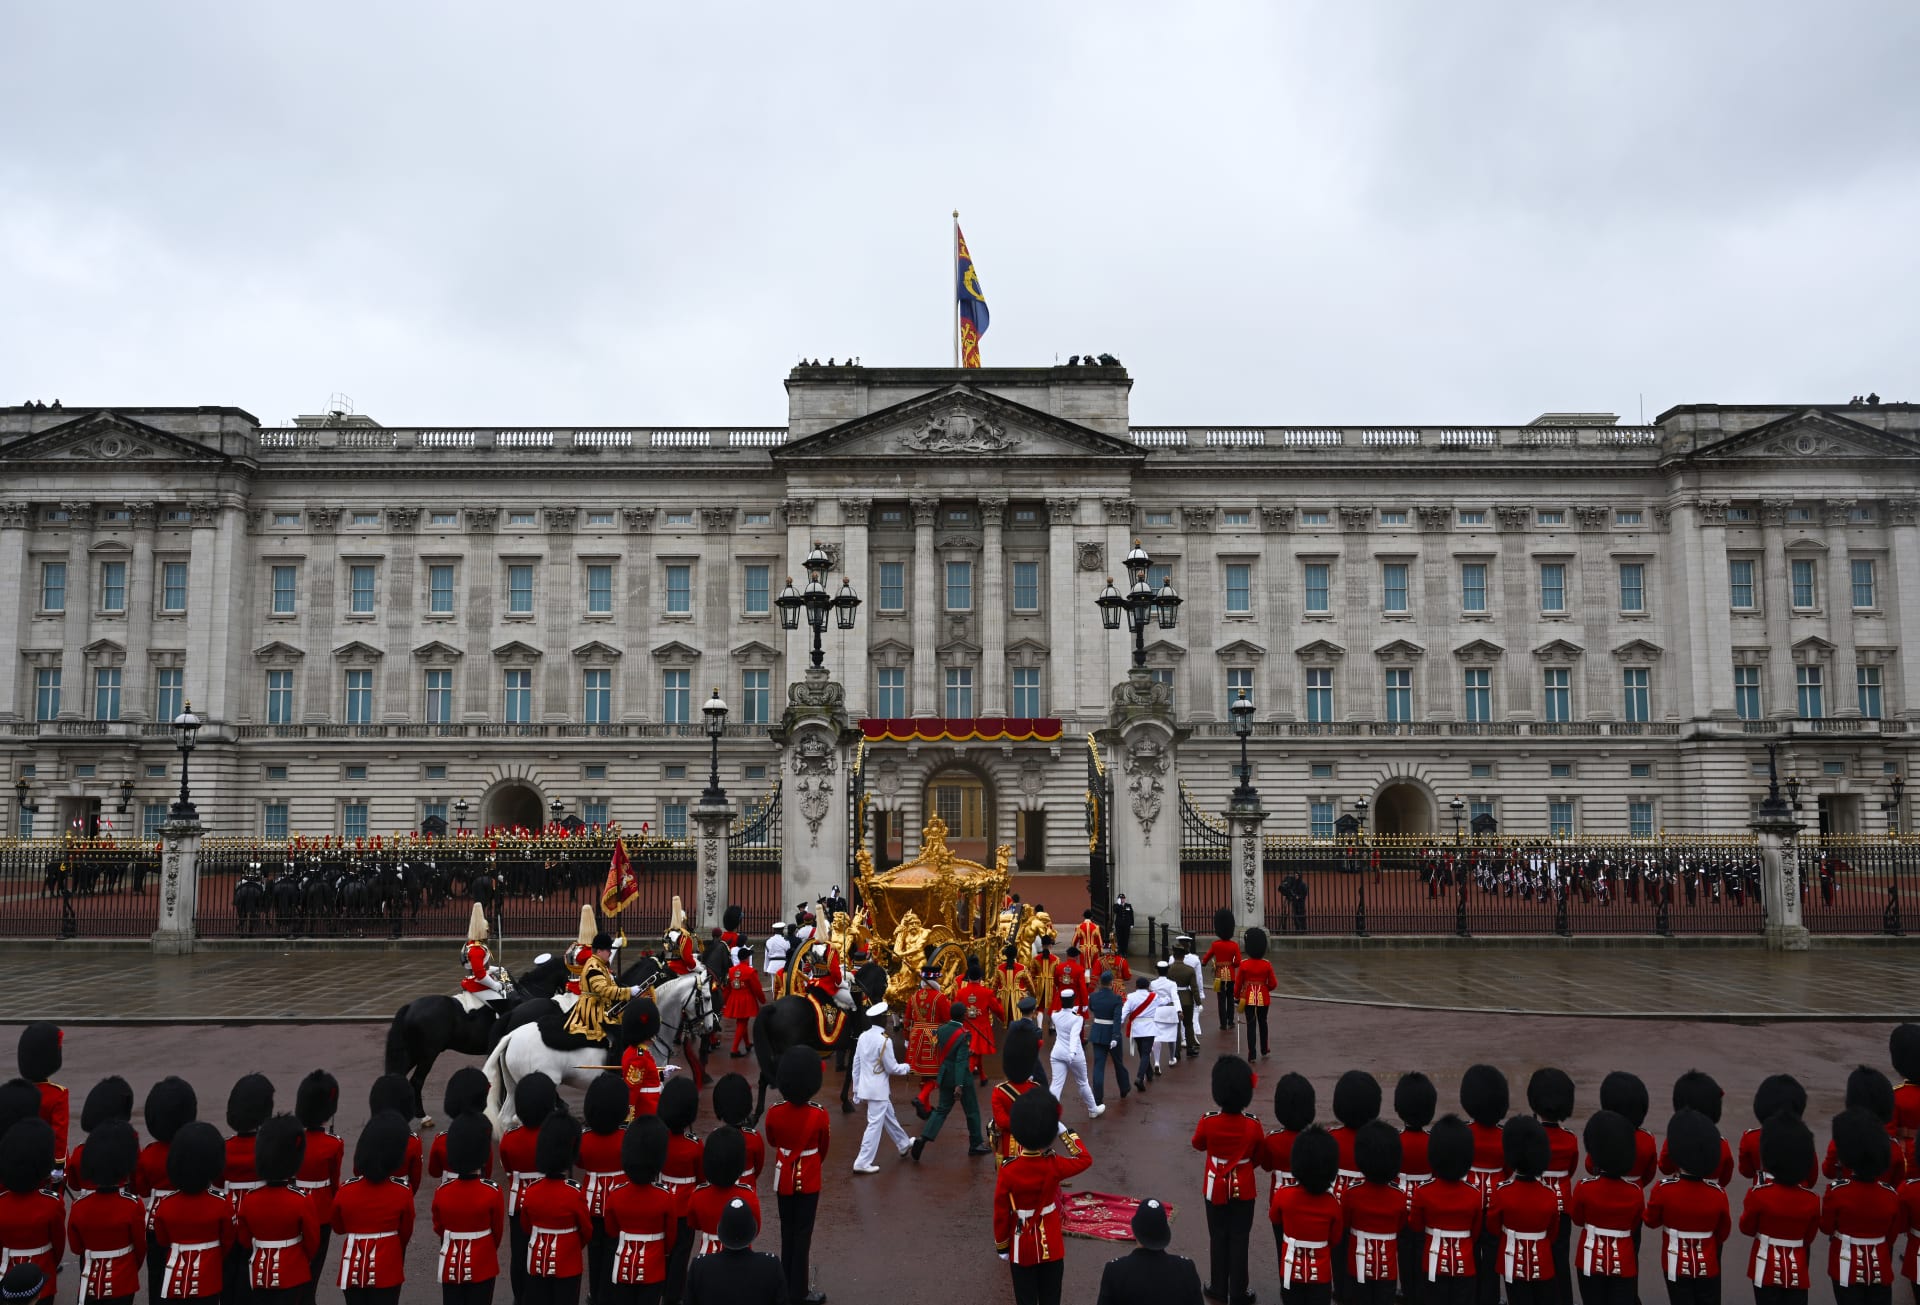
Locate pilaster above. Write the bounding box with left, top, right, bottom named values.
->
left=774, top=666, right=855, bottom=921
left=910, top=497, right=938, bottom=713
left=152, top=816, right=203, bottom=953
left=1225, top=802, right=1269, bottom=936
left=123, top=503, right=156, bottom=720
left=692, top=799, right=736, bottom=933
left=980, top=497, right=1007, bottom=714
left=1101, top=667, right=1185, bottom=947
left=0, top=503, right=29, bottom=721
left=57, top=502, right=92, bottom=718
left=1826, top=500, right=1861, bottom=715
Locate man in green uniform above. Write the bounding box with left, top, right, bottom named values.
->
left=910, top=999, right=990, bottom=1159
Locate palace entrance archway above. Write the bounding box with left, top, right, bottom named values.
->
left=484, top=780, right=546, bottom=832
left=1372, top=781, right=1434, bottom=836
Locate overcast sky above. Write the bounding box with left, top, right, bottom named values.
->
left=3, top=2, right=1916, bottom=429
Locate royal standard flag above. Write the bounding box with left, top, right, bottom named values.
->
left=956, top=225, right=989, bottom=368
left=601, top=835, right=638, bottom=916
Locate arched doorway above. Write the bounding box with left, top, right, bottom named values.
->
left=922, top=766, right=995, bottom=865
left=484, top=780, right=545, bottom=832
left=1373, top=781, right=1434, bottom=836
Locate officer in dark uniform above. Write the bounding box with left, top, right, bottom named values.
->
left=683, top=1197, right=785, bottom=1305
left=1094, top=1198, right=1204, bottom=1305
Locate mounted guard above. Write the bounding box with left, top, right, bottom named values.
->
left=564, top=905, right=596, bottom=997
left=663, top=897, right=698, bottom=977
left=458, top=904, right=507, bottom=1007
left=561, top=932, right=643, bottom=1054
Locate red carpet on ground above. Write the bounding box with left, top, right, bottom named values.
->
left=1060, top=1189, right=1172, bottom=1241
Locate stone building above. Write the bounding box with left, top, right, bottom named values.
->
left=3, top=366, right=1918, bottom=875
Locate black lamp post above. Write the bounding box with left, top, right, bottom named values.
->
left=1448, top=795, right=1470, bottom=937
left=548, top=797, right=565, bottom=826
left=1351, top=796, right=1370, bottom=938
left=1096, top=540, right=1182, bottom=670
left=1228, top=689, right=1257, bottom=807
left=1785, top=772, right=1802, bottom=813
left=701, top=688, right=730, bottom=806
left=1449, top=795, right=1465, bottom=842
left=453, top=798, right=470, bottom=834
left=777, top=543, right=860, bottom=671
left=169, top=702, right=202, bottom=823
left=117, top=778, right=133, bottom=815
left=12, top=778, right=29, bottom=816
left=1884, top=776, right=1906, bottom=835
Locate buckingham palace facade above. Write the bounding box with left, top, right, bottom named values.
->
left=4, top=363, right=1919, bottom=863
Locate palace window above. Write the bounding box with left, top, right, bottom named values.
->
left=1224, top=564, right=1251, bottom=614
left=944, top=667, right=975, bottom=717
left=155, top=668, right=184, bottom=723
left=945, top=560, right=973, bottom=611
left=266, top=671, right=294, bottom=724
left=1790, top=559, right=1817, bottom=609
left=1622, top=667, right=1650, bottom=723
left=878, top=563, right=906, bottom=612
left=1384, top=668, right=1412, bottom=722
left=1464, top=668, right=1491, bottom=723
left=1012, top=667, right=1042, bottom=717
left=741, top=669, right=770, bottom=724
left=583, top=669, right=612, bottom=723
left=1539, top=563, right=1566, bottom=613
left=1012, top=561, right=1041, bottom=613
left=34, top=669, right=61, bottom=722
left=345, top=670, right=374, bottom=724
left=425, top=670, right=453, bottom=724
left=1629, top=801, right=1655, bottom=838
left=875, top=667, right=906, bottom=717
left=508, top=565, right=535, bottom=615
left=1305, top=668, right=1333, bottom=723
left=1796, top=665, right=1824, bottom=719
left=93, top=668, right=121, bottom=721
left=1460, top=563, right=1487, bottom=613
left=349, top=565, right=376, bottom=615
left=1858, top=665, right=1883, bottom=719
left=1734, top=666, right=1761, bottom=721
left=1618, top=563, right=1645, bottom=613
left=664, top=565, right=691, bottom=614
left=1852, top=559, right=1876, bottom=608
left=662, top=669, right=690, bottom=724
left=161, top=561, right=188, bottom=612
left=1382, top=563, right=1409, bottom=614
left=1729, top=559, right=1755, bottom=609
left=429, top=565, right=455, bottom=614
left=100, top=561, right=126, bottom=612
left=744, top=565, right=770, bottom=615
left=39, top=562, right=64, bottom=612
left=504, top=669, right=533, bottom=723
left=586, top=564, right=613, bottom=615
left=271, top=565, right=298, bottom=614
left=1303, top=563, right=1330, bottom=614
left=1543, top=668, right=1571, bottom=723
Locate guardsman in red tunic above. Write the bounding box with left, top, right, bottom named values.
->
left=990, top=1026, right=1045, bottom=1168
left=619, top=999, right=665, bottom=1122
left=1589, top=1072, right=1659, bottom=1189
left=67, top=1076, right=138, bottom=1197
left=69, top=1119, right=146, bottom=1303
left=1525, top=1067, right=1579, bottom=1302
left=1740, top=1074, right=1811, bottom=1187
left=1193, top=1056, right=1265, bottom=1305
left=656, top=1077, right=704, bottom=1305
left=1327, top=1071, right=1382, bottom=1301
left=993, top=1088, right=1093, bottom=1305
left=1343, top=1121, right=1408, bottom=1303
left=1891, top=1025, right=1920, bottom=1175
left=955, top=956, right=1000, bottom=1086
left=1233, top=928, right=1276, bottom=1058
left=1659, top=1070, right=1736, bottom=1187
left=762, top=1049, right=829, bottom=1305
left=793, top=938, right=843, bottom=1010
left=1409, top=1118, right=1486, bottom=1305
left=1200, top=909, right=1243, bottom=1032
left=234, top=1115, right=322, bottom=1298
left=153, top=1123, right=232, bottom=1302
left=1643, top=1109, right=1730, bottom=1305
left=1825, top=1067, right=1912, bottom=1187
left=1487, top=1119, right=1560, bottom=1305
left=425, top=1069, right=492, bottom=1184
left=429, top=1114, right=503, bottom=1305
left=722, top=945, right=766, bottom=1058
left=577, top=1075, right=629, bottom=1294
left=359, top=1077, right=424, bottom=1195
left=565, top=904, right=596, bottom=998
left=1899, top=1162, right=1920, bottom=1303
left=500, top=1073, right=561, bottom=1305
left=1459, top=1064, right=1510, bottom=1305
left=721, top=904, right=744, bottom=953
left=1823, top=1107, right=1903, bottom=1304
left=459, top=903, right=507, bottom=1003
left=290, top=1070, right=344, bottom=1294
left=663, top=908, right=699, bottom=979
left=220, top=1072, right=274, bottom=1296
left=518, top=1116, right=590, bottom=1305
left=710, top=1075, right=764, bottom=1186
left=1056, top=948, right=1087, bottom=1020
left=903, top=968, right=951, bottom=1119
left=136, top=1077, right=198, bottom=1303
left=1570, top=1110, right=1644, bottom=1305
left=1262, top=1074, right=1316, bottom=1209
left=0, top=1116, right=61, bottom=1303
left=1739, top=1114, right=1820, bottom=1303
left=1394, top=1073, right=1437, bottom=1305
left=15, top=1025, right=66, bottom=1179
left=330, top=1113, right=415, bottom=1300
left=1273, top=1126, right=1344, bottom=1304
left=604, top=1117, right=678, bottom=1301
left=684, top=1128, right=761, bottom=1260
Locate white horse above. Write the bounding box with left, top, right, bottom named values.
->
left=482, top=968, right=719, bottom=1130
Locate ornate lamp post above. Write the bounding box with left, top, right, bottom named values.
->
left=1448, top=795, right=1470, bottom=937
left=169, top=703, right=202, bottom=823
left=1351, top=795, right=1370, bottom=938
left=453, top=798, right=470, bottom=835
left=777, top=543, right=861, bottom=671
left=1228, top=689, right=1257, bottom=808
left=1883, top=776, right=1906, bottom=836
left=1096, top=540, right=1182, bottom=670
left=117, top=778, right=134, bottom=816
left=1449, top=795, right=1465, bottom=842
left=701, top=688, right=730, bottom=806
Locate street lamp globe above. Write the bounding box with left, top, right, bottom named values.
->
left=171, top=705, right=202, bottom=751
left=169, top=701, right=202, bottom=823
left=701, top=688, right=730, bottom=806
left=1122, top=539, right=1152, bottom=581
left=832, top=577, right=861, bottom=630
left=1228, top=689, right=1255, bottom=738
left=1096, top=578, right=1125, bottom=631
left=775, top=577, right=803, bottom=630
left=703, top=688, right=730, bottom=736
left=1153, top=575, right=1183, bottom=629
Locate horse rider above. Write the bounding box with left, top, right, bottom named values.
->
left=664, top=896, right=699, bottom=977
left=459, top=903, right=508, bottom=1004
left=793, top=935, right=849, bottom=1011
left=565, top=904, right=596, bottom=997
left=563, top=932, right=646, bottom=1056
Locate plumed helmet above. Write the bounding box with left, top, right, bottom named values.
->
left=535, top=1113, right=581, bottom=1178
left=575, top=904, right=597, bottom=953
left=144, top=1077, right=198, bottom=1144
left=80, top=1119, right=138, bottom=1190
left=1665, top=1108, right=1722, bottom=1180
left=717, top=1195, right=758, bottom=1250
left=367, top=1074, right=412, bottom=1121
left=1582, top=1109, right=1635, bottom=1179
left=1526, top=1068, right=1575, bottom=1124
left=702, top=1124, right=746, bottom=1187
left=513, top=1072, right=560, bottom=1132
left=622, top=997, right=662, bottom=1048
left=777, top=1047, right=823, bottom=1105
left=1355, top=1119, right=1403, bottom=1185
left=0, top=1083, right=41, bottom=1139
left=712, top=1074, right=753, bottom=1128
left=1503, top=1115, right=1549, bottom=1178
left=1832, top=1106, right=1891, bottom=1184
left=1760, top=1112, right=1817, bottom=1189
left=1334, top=1070, right=1382, bottom=1129
left=657, top=1076, right=699, bottom=1133
left=467, top=902, right=489, bottom=942
left=294, top=1071, right=337, bottom=1129
left=1001, top=1024, right=1042, bottom=1085
left=166, top=1120, right=227, bottom=1194
left=15, top=1024, right=59, bottom=1082
left=226, top=1073, right=275, bottom=1135
left=1460, top=1064, right=1509, bottom=1127
left=1242, top=926, right=1268, bottom=961
left=354, top=1112, right=411, bottom=1183
left=1845, top=1065, right=1896, bottom=1124
left=1273, top=1073, right=1317, bottom=1132
left=1671, top=1069, right=1723, bottom=1123
left=622, top=1115, right=669, bottom=1187
left=1599, top=1071, right=1650, bottom=1128
left=1752, top=1073, right=1808, bottom=1124
left=1212, top=1056, right=1255, bottom=1115
left=723, top=905, right=743, bottom=932
left=80, top=1076, right=134, bottom=1132
left=1394, top=1072, right=1437, bottom=1130
left=443, top=1068, right=489, bottom=1121
left=1891, top=1023, right=1920, bottom=1085
left=444, top=1112, right=492, bottom=1178
left=1213, top=908, right=1236, bottom=941
left=584, top=1074, right=628, bottom=1136
left=1428, top=1115, right=1474, bottom=1183
left=253, top=1114, right=306, bottom=1185
left=1009, top=1086, right=1061, bottom=1153
left=1290, top=1125, right=1338, bottom=1194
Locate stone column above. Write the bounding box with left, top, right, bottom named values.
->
left=1226, top=801, right=1269, bottom=936
left=838, top=498, right=871, bottom=717
left=910, top=497, right=938, bottom=714
left=462, top=509, right=499, bottom=721
left=1101, top=670, right=1184, bottom=949
left=1760, top=500, right=1797, bottom=717
left=1826, top=500, right=1861, bottom=715
left=1179, top=504, right=1216, bottom=717
left=774, top=667, right=854, bottom=922
left=620, top=508, right=656, bottom=722
left=382, top=507, right=420, bottom=722
left=1495, top=507, right=1533, bottom=718
left=1752, top=790, right=1809, bottom=951
left=0, top=503, right=31, bottom=721
left=1261, top=508, right=1297, bottom=719
left=692, top=797, right=737, bottom=933
left=1339, top=507, right=1374, bottom=719
left=57, top=502, right=93, bottom=718
left=122, top=503, right=157, bottom=720
left=543, top=507, right=579, bottom=721
left=980, top=497, right=1007, bottom=714
left=1417, top=508, right=1452, bottom=719
left=1047, top=498, right=1081, bottom=717
left=152, top=815, right=203, bottom=954
left=301, top=507, right=340, bottom=723
left=1576, top=507, right=1614, bottom=718
left=1889, top=499, right=1920, bottom=718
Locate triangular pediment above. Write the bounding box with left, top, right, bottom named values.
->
left=1214, top=638, right=1267, bottom=659
left=332, top=640, right=384, bottom=661
left=83, top=638, right=125, bottom=658
left=491, top=640, right=544, bottom=660
left=0, top=411, right=236, bottom=465
left=253, top=641, right=305, bottom=661
left=1685, top=408, right=1920, bottom=463
left=571, top=640, right=623, bottom=661
left=1792, top=635, right=1836, bottom=655
left=1533, top=638, right=1585, bottom=662
left=771, top=384, right=1144, bottom=464
left=1611, top=638, right=1665, bottom=660
left=410, top=640, right=464, bottom=660
left=937, top=637, right=984, bottom=658
left=1005, top=637, right=1051, bottom=657
left=1372, top=638, right=1427, bottom=660
left=1452, top=638, right=1505, bottom=661
left=1294, top=638, right=1346, bottom=660
left=730, top=639, right=780, bottom=661
left=648, top=640, right=701, bottom=661
left=1144, top=637, right=1187, bottom=661
left=869, top=638, right=916, bottom=660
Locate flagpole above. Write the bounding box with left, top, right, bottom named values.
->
left=952, top=210, right=960, bottom=368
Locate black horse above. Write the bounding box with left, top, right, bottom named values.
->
left=383, top=952, right=569, bottom=1123
left=749, top=962, right=888, bottom=1122
left=232, top=871, right=270, bottom=935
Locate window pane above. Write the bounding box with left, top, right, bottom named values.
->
left=1851, top=559, right=1876, bottom=608
left=879, top=562, right=905, bottom=611
left=161, top=561, right=188, bottom=611
left=1460, top=563, right=1486, bottom=612
left=1858, top=665, right=1882, bottom=719
left=944, top=667, right=974, bottom=717
left=429, top=565, right=455, bottom=614
left=1382, top=564, right=1408, bottom=613
left=155, top=668, right=184, bottom=723
left=1464, top=668, right=1491, bottom=723
left=267, top=670, right=294, bottom=725
left=1544, top=668, right=1570, bottom=723
left=94, top=668, right=121, bottom=721
left=264, top=803, right=289, bottom=840
left=1385, top=668, right=1412, bottom=722
left=345, top=669, right=373, bottom=724
left=40, top=563, right=65, bottom=612
left=1304, top=564, right=1329, bottom=613
left=583, top=800, right=608, bottom=827
left=1012, top=561, right=1040, bottom=612
left=1309, top=801, right=1334, bottom=838
left=1539, top=563, right=1565, bottom=612
left=875, top=668, right=906, bottom=717
left=662, top=803, right=687, bottom=840
left=741, top=669, right=770, bottom=724
left=509, top=565, right=536, bottom=615
left=35, top=669, right=60, bottom=721
left=1629, top=801, right=1654, bottom=838
left=584, top=668, right=612, bottom=723
left=425, top=670, right=453, bottom=724
left=665, top=565, right=691, bottom=614
left=1729, top=559, right=1754, bottom=608
left=1734, top=666, right=1761, bottom=721
left=505, top=668, right=533, bottom=723
left=663, top=669, right=690, bottom=723
left=945, top=561, right=973, bottom=611
left=343, top=803, right=368, bottom=840
left=349, top=565, right=376, bottom=614
left=1225, top=564, right=1251, bottom=614
left=1548, top=801, right=1573, bottom=837
left=1796, top=665, right=1824, bottom=719
left=1618, top=563, right=1644, bottom=612
left=272, top=565, right=298, bottom=614
left=1790, top=559, right=1816, bottom=608
left=1622, top=667, right=1650, bottom=723
left=99, top=561, right=126, bottom=611
left=744, top=565, right=770, bottom=615
left=1012, top=667, right=1042, bottom=717
left=1306, top=668, right=1333, bottom=723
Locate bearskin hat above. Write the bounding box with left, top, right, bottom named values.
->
left=1428, top=1115, right=1474, bottom=1184
left=1670, top=1070, right=1723, bottom=1123
left=294, top=1071, right=337, bottom=1129
left=965, top=954, right=984, bottom=983
left=622, top=996, right=662, bottom=1048
left=0, top=1083, right=41, bottom=1139
left=1664, top=1108, right=1721, bottom=1180
left=584, top=1074, right=628, bottom=1136
left=253, top=1114, right=306, bottom=1185
left=777, top=1047, right=822, bottom=1105
left=724, top=905, right=743, bottom=933
left=443, top=1068, right=489, bottom=1122
left=1290, top=1125, right=1338, bottom=1194
left=80, top=1119, right=137, bottom=1191
left=1212, top=1056, right=1255, bottom=1115
left=1394, top=1072, right=1437, bottom=1131
left=1752, top=1073, right=1807, bottom=1125
left=1582, top=1109, right=1635, bottom=1179
left=226, top=1073, right=275, bottom=1135
left=1242, top=926, right=1269, bottom=961
left=1355, top=1119, right=1403, bottom=1185
left=367, top=1074, right=413, bottom=1121
left=1460, top=1064, right=1509, bottom=1127
left=513, top=1072, right=560, bottom=1132
left=444, top=1112, right=493, bottom=1178
left=1213, top=907, right=1235, bottom=941
left=144, top=1077, right=198, bottom=1144
left=1891, top=1023, right=1920, bottom=1085
left=622, top=1115, right=669, bottom=1187
left=354, top=1112, right=411, bottom=1184
left=657, top=1076, right=699, bottom=1133
left=1334, top=1070, right=1382, bottom=1130
left=1503, top=1115, right=1549, bottom=1178
left=14, top=1024, right=59, bottom=1084
left=80, top=1076, right=134, bottom=1132
left=1845, top=1065, right=1896, bottom=1124
left=166, top=1121, right=226, bottom=1195
left=1599, top=1071, right=1650, bottom=1128
left=1527, top=1068, right=1575, bottom=1124
left=1002, top=1024, right=1042, bottom=1086
left=1009, top=1086, right=1061, bottom=1153
left=533, top=1112, right=579, bottom=1179
left=703, top=1124, right=746, bottom=1188
left=1274, top=1073, right=1317, bottom=1133
left=1761, top=1112, right=1817, bottom=1189
left=1832, top=1106, right=1891, bottom=1184
left=712, top=1074, right=753, bottom=1128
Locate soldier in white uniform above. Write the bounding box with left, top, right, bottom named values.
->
left=850, top=1000, right=913, bottom=1172
left=1150, top=961, right=1184, bottom=1068
left=1177, top=935, right=1205, bottom=1043
left=1045, top=989, right=1103, bottom=1121
left=763, top=921, right=791, bottom=991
